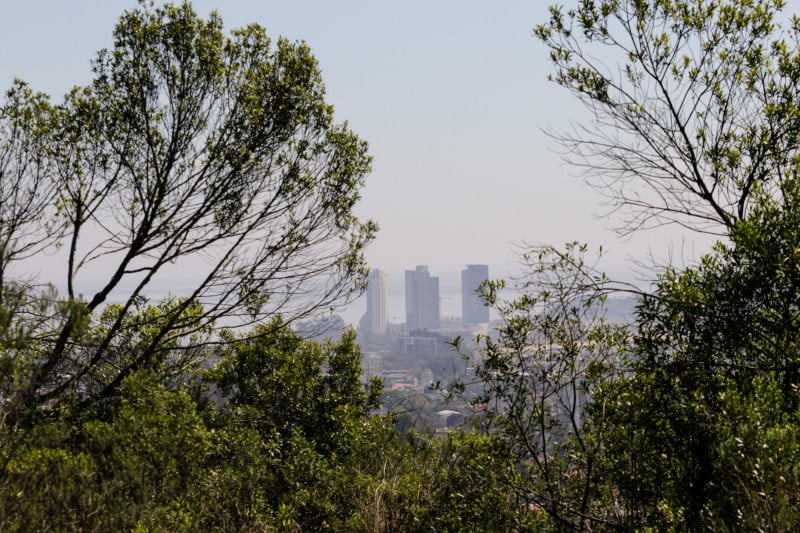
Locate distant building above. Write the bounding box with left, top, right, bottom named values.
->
left=461, top=264, right=490, bottom=325
left=362, top=268, right=388, bottom=335
left=394, top=332, right=443, bottom=360
left=405, top=265, right=440, bottom=331
left=420, top=368, right=434, bottom=390
left=361, top=353, right=383, bottom=382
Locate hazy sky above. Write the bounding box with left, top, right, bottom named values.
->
left=0, top=1, right=718, bottom=301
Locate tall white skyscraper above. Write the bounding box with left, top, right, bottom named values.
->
left=405, top=265, right=440, bottom=331
left=462, top=264, right=489, bottom=325
left=363, top=268, right=388, bottom=335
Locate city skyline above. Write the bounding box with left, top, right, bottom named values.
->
left=350, top=264, right=494, bottom=330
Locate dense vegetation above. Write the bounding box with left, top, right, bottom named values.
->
left=4, top=0, right=800, bottom=530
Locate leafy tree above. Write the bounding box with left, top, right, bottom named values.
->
left=0, top=1, right=375, bottom=425
left=529, top=1, right=800, bottom=529
left=1, top=322, right=386, bottom=531
left=1, top=368, right=213, bottom=531
left=596, top=174, right=800, bottom=529
left=535, top=0, right=800, bottom=235
left=207, top=322, right=529, bottom=531
left=210, top=320, right=381, bottom=456
left=0, top=82, right=59, bottom=290
left=470, top=243, right=632, bottom=530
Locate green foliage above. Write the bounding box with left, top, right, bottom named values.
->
left=1, top=312, right=540, bottom=531
left=530, top=1, right=800, bottom=529
left=536, top=0, right=800, bottom=235
left=594, top=174, right=800, bottom=529
left=0, top=324, right=374, bottom=531
left=469, top=243, right=633, bottom=530
left=1, top=370, right=213, bottom=531
left=319, top=427, right=529, bottom=533
left=422, top=431, right=531, bottom=531
left=0, top=0, right=375, bottom=427
left=464, top=175, right=800, bottom=529
left=210, top=320, right=380, bottom=454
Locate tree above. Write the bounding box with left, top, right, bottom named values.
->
left=0, top=367, right=215, bottom=531
left=447, top=2, right=800, bottom=529
left=596, top=175, right=800, bottom=529
left=532, top=1, right=800, bottom=529
left=0, top=2, right=375, bottom=424
left=1, top=321, right=385, bottom=531
left=0, top=82, right=59, bottom=293
left=461, top=243, right=633, bottom=530
left=535, top=0, right=800, bottom=235
left=202, top=322, right=381, bottom=530
left=210, top=321, right=381, bottom=455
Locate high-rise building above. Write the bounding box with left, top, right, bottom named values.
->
left=405, top=265, right=440, bottom=331
left=462, top=264, right=489, bottom=325
left=363, top=268, right=388, bottom=335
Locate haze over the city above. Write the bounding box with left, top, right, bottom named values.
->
left=1, top=1, right=717, bottom=307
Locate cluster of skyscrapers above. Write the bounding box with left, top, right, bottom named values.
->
left=361, top=264, right=489, bottom=335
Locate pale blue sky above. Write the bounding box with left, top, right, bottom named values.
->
left=0, top=1, right=715, bottom=301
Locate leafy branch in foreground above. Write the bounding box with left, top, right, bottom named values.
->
left=0, top=1, right=375, bottom=425
left=460, top=243, right=633, bottom=530
left=536, top=0, right=800, bottom=235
